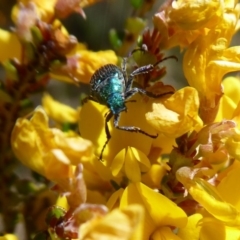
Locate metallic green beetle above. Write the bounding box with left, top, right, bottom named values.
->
left=83, top=54, right=176, bottom=160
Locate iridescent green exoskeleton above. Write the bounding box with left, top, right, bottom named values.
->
left=83, top=54, right=176, bottom=160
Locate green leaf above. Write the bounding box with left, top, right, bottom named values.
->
left=2, top=60, right=18, bottom=81
left=109, top=29, right=122, bottom=50
left=31, top=26, right=43, bottom=46
left=45, top=206, right=66, bottom=227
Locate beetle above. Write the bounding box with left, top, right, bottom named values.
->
left=83, top=53, right=176, bottom=160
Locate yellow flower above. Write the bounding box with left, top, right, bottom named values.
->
left=183, top=43, right=240, bottom=124
left=12, top=0, right=57, bottom=23
left=200, top=222, right=240, bottom=240
left=12, top=0, right=102, bottom=23
left=120, top=182, right=187, bottom=239
left=177, top=213, right=202, bottom=240
left=154, top=0, right=240, bottom=123
left=12, top=2, right=40, bottom=41
left=228, top=78, right=240, bottom=126
left=0, top=235, right=18, bottom=240
left=79, top=94, right=157, bottom=163
left=151, top=227, right=183, bottom=240
left=42, top=93, right=79, bottom=124
left=215, top=76, right=240, bottom=122
left=11, top=106, right=93, bottom=182
left=73, top=49, right=118, bottom=83
left=225, top=128, right=240, bottom=160
left=79, top=204, right=144, bottom=240
left=0, top=29, right=21, bottom=62
left=177, top=163, right=240, bottom=239
left=153, top=0, right=223, bottom=49
left=194, top=120, right=237, bottom=167
left=81, top=158, right=113, bottom=191
left=211, top=77, right=240, bottom=161
left=51, top=44, right=118, bottom=84
left=141, top=162, right=170, bottom=189
left=146, top=87, right=202, bottom=138
left=182, top=2, right=240, bottom=123
left=111, top=147, right=151, bottom=183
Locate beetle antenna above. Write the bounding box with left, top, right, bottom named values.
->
left=153, top=55, right=178, bottom=67
left=128, top=46, right=178, bottom=67
left=128, top=44, right=148, bottom=58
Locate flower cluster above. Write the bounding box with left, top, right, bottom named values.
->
left=2, top=0, right=240, bottom=239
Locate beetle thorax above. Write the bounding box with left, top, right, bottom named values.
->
left=90, top=64, right=127, bottom=114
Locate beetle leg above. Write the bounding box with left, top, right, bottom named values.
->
left=125, top=64, right=156, bottom=92
left=129, top=55, right=178, bottom=78
left=131, top=64, right=155, bottom=76
left=125, top=55, right=178, bottom=92
left=125, top=87, right=173, bottom=100
left=121, top=57, right=129, bottom=86
left=130, top=56, right=178, bottom=78
left=113, top=113, right=158, bottom=138
left=99, top=111, right=113, bottom=161
left=125, top=65, right=153, bottom=92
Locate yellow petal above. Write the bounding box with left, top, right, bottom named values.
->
left=232, top=101, right=240, bottom=126
left=169, top=0, right=222, bottom=30
left=82, top=162, right=113, bottom=191
left=11, top=111, right=47, bottom=176
left=0, top=29, right=21, bottom=62
left=111, top=147, right=150, bottom=183
left=12, top=0, right=57, bottom=23
left=11, top=107, right=93, bottom=181
left=146, top=87, right=202, bottom=138
left=215, top=94, right=236, bottom=122
left=42, top=93, right=79, bottom=123
left=153, top=0, right=224, bottom=50
left=56, top=195, right=69, bottom=209
left=152, top=226, right=182, bottom=240
left=152, top=133, right=176, bottom=155
left=131, top=146, right=151, bottom=172
left=216, top=75, right=240, bottom=122
left=200, top=221, right=240, bottom=240
left=79, top=204, right=144, bottom=240
left=182, top=2, right=240, bottom=123
left=191, top=188, right=240, bottom=226
left=177, top=213, right=202, bottom=240
left=217, top=164, right=240, bottom=210
left=111, top=149, right=125, bottom=177
left=52, top=48, right=118, bottom=83
left=120, top=182, right=187, bottom=239
left=76, top=50, right=118, bottom=82
left=222, top=77, right=240, bottom=105
left=79, top=94, right=156, bottom=163
left=106, top=188, right=124, bottom=210
left=185, top=177, right=240, bottom=226
left=0, top=234, right=18, bottom=240
left=124, top=147, right=141, bottom=183
left=225, top=128, right=240, bottom=160
left=141, top=164, right=168, bottom=189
